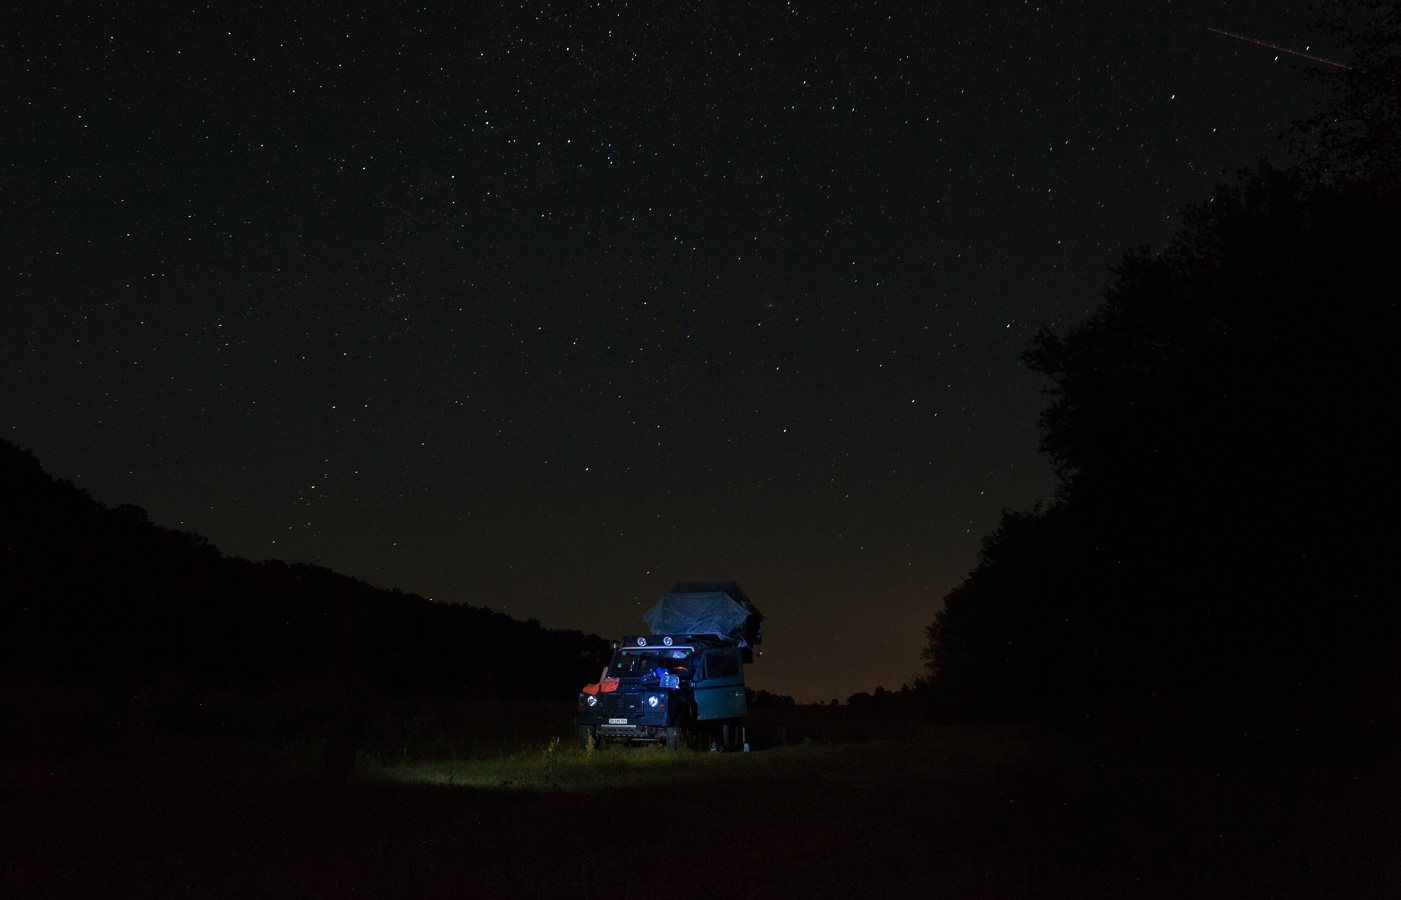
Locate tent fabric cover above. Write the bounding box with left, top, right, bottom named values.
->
left=642, top=581, right=765, bottom=645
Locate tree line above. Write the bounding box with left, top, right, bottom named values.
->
left=920, top=1, right=1399, bottom=729
left=0, top=439, right=611, bottom=699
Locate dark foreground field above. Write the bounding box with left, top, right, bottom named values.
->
left=3, top=692, right=1398, bottom=898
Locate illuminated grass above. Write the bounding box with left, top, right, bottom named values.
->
left=362, top=737, right=768, bottom=791
left=359, top=726, right=1026, bottom=792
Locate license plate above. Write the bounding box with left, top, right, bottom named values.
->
left=608, top=717, right=628, bottom=725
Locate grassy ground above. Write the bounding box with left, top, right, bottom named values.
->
left=2, top=685, right=1398, bottom=898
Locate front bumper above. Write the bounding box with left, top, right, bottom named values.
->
left=597, top=722, right=669, bottom=742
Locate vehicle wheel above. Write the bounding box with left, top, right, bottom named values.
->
left=721, top=722, right=740, bottom=752
left=578, top=724, right=596, bottom=750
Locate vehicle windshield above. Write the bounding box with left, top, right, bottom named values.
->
left=610, top=648, right=692, bottom=677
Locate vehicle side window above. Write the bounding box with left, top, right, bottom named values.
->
left=702, top=648, right=740, bottom=679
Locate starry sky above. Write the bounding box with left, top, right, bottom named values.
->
left=4, top=1, right=1333, bottom=702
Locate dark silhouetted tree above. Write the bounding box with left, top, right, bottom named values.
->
left=923, top=160, right=1398, bottom=722
left=920, top=0, right=1401, bottom=726
left=1294, top=0, right=1401, bottom=186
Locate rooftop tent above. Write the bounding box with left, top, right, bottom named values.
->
left=641, top=581, right=765, bottom=646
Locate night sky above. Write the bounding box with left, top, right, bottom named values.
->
left=4, top=1, right=1332, bottom=702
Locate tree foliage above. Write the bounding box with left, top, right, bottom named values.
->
left=0, top=439, right=611, bottom=698
left=921, top=8, right=1400, bottom=722
left=1295, top=0, right=1401, bottom=186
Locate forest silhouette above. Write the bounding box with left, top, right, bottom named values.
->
left=0, top=438, right=610, bottom=701
left=922, top=1, right=1399, bottom=734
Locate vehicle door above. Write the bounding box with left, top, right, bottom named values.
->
left=693, top=647, right=746, bottom=720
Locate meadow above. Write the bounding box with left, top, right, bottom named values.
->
left=2, top=680, right=1396, bottom=898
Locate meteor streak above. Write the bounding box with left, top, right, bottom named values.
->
left=1209, top=27, right=1352, bottom=69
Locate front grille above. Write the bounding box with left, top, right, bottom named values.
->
left=601, top=692, right=646, bottom=717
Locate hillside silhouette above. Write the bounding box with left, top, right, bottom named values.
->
left=0, top=439, right=610, bottom=699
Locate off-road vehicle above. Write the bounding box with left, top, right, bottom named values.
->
left=575, top=581, right=763, bottom=750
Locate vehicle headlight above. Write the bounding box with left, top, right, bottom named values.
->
left=647, top=694, right=660, bottom=708
left=586, top=694, right=598, bottom=707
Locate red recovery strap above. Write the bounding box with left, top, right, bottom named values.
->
left=580, top=678, right=621, bottom=695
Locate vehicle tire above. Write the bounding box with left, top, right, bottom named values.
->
left=721, top=722, right=740, bottom=752
left=578, top=724, right=596, bottom=750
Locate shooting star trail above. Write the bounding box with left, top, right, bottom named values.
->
left=1209, top=28, right=1352, bottom=69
